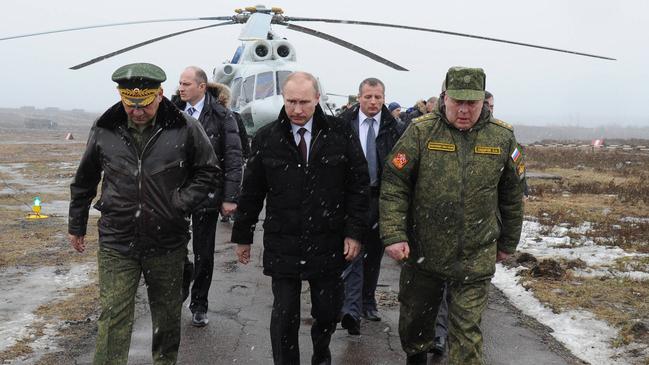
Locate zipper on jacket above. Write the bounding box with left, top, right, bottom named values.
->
left=455, top=131, right=469, bottom=277
left=117, top=125, right=163, bottom=250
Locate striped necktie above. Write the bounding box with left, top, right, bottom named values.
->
left=187, top=106, right=196, bottom=117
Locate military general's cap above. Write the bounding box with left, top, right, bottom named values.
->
left=445, top=67, right=485, bottom=101
left=112, top=63, right=166, bottom=107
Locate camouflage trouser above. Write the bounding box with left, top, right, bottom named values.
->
left=93, top=246, right=186, bottom=365
left=398, top=263, right=489, bottom=365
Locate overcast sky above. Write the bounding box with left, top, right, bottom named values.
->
left=0, top=0, right=647, bottom=126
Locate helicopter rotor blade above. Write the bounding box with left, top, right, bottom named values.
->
left=0, top=17, right=233, bottom=42
left=280, top=23, right=408, bottom=71
left=286, top=17, right=616, bottom=61
left=70, top=21, right=236, bottom=70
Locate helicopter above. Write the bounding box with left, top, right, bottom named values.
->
left=0, top=5, right=615, bottom=134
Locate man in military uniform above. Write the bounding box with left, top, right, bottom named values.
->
left=68, top=63, right=221, bottom=365
left=379, top=67, right=524, bottom=365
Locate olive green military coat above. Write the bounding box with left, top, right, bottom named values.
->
left=379, top=110, right=524, bottom=282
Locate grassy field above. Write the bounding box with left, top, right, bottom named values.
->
left=513, top=146, right=649, bottom=362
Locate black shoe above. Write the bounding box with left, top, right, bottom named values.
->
left=406, top=352, right=427, bottom=365
left=191, top=311, right=209, bottom=327
left=430, top=336, right=446, bottom=355
left=340, top=313, right=360, bottom=335
left=362, top=309, right=381, bottom=321
left=312, top=348, right=331, bottom=365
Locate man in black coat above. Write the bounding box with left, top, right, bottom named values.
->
left=232, top=71, right=369, bottom=365
left=172, top=66, right=243, bottom=327
left=68, top=63, right=221, bottom=364
left=338, top=78, right=405, bottom=335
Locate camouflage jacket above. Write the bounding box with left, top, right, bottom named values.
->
left=379, top=110, right=524, bottom=282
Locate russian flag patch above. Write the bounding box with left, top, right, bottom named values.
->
left=511, top=147, right=521, bottom=162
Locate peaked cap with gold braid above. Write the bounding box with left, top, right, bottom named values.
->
left=112, top=63, right=166, bottom=107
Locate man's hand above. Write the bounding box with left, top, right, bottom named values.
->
left=385, top=241, right=410, bottom=262
left=236, top=244, right=251, bottom=264
left=496, top=250, right=510, bottom=263
left=69, top=234, right=86, bottom=253
left=343, top=237, right=361, bottom=261
left=221, top=202, right=238, bottom=217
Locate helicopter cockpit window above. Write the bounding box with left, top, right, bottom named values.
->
left=242, top=75, right=255, bottom=105
left=276, top=71, right=291, bottom=95
left=231, top=77, right=243, bottom=108
left=255, top=72, right=274, bottom=100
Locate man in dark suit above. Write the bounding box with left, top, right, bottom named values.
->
left=338, top=78, right=405, bottom=335
left=231, top=71, right=369, bottom=365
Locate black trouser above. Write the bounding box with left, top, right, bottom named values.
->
left=362, top=193, right=384, bottom=312
left=189, top=210, right=219, bottom=313
left=270, top=275, right=344, bottom=365
left=342, top=192, right=383, bottom=318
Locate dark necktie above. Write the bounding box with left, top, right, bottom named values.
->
left=365, top=118, right=378, bottom=186
left=297, top=127, right=308, bottom=162
left=187, top=106, right=196, bottom=117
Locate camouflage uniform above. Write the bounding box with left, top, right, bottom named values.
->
left=379, top=67, right=524, bottom=364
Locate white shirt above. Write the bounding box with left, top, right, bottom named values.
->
left=185, top=95, right=206, bottom=118
left=358, top=110, right=381, bottom=157
left=291, top=118, right=313, bottom=161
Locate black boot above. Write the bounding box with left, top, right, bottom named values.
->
left=406, top=352, right=427, bottom=365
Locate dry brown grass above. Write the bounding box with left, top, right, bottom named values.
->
left=520, top=146, right=649, bottom=357
left=0, top=131, right=99, bottom=363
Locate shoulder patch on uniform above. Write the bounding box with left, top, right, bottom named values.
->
left=392, top=152, right=409, bottom=169
left=427, top=141, right=456, bottom=152
left=490, top=118, right=514, bottom=131
left=412, top=113, right=435, bottom=124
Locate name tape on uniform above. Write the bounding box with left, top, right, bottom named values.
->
left=427, top=142, right=456, bottom=152
left=474, top=146, right=502, bottom=155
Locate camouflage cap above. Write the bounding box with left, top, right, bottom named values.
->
left=444, top=67, right=485, bottom=101
left=111, top=62, right=166, bottom=89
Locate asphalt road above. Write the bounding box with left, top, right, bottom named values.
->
left=74, top=220, right=585, bottom=365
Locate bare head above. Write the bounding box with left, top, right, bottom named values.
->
left=358, top=78, right=385, bottom=117
left=282, top=71, right=320, bottom=126
left=179, top=66, right=207, bottom=105
left=426, top=96, right=438, bottom=113
left=485, top=91, right=494, bottom=113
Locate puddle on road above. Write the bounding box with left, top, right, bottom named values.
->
left=0, top=162, right=72, bottom=195
left=0, top=263, right=95, bottom=352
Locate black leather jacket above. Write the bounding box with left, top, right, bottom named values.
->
left=68, top=97, right=221, bottom=256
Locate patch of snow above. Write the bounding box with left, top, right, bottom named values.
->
left=0, top=263, right=95, bottom=351
left=518, top=221, right=645, bottom=266
left=493, top=264, right=637, bottom=365
left=620, top=216, right=649, bottom=224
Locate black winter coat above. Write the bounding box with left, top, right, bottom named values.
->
left=172, top=89, right=242, bottom=209
left=68, top=97, right=221, bottom=256
left=231, top=105, right=370, bottom=279
left=339, top=104, right=405, bottom=186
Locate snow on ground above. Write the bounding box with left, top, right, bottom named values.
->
left=0, top=263, right=95, bottom=353
left=492, top=219, right=649, bottom=365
